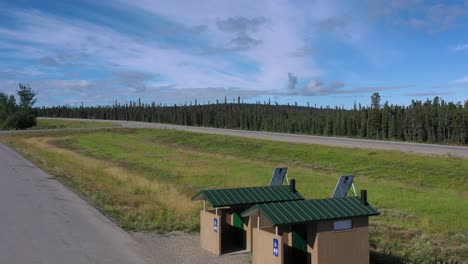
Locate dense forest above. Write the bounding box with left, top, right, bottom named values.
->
left=38, top=93, right=468, bottom=145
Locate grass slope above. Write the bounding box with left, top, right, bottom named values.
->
left=30, top=118, right=119, bottom=130
left=1, top=127, right=466, bottom=262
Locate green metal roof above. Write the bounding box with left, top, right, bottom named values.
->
left=242, top=196, right=380, bottom=226
left=191, top=185, right=304, bottom=208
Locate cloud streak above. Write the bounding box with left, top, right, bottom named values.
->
left=284, top=73, right=409, bottom=96
left=0, top=9, right=259, bottom=89
left=453, top=76, right=468, bottom=85
left=113, top=0, right=326, bottom=90
left=405, top=91, right=454, bottom=97
left=455, top=44, right=468, bottom=51
left=0, top=79, right=268, bottom=106
left=364, top=0, right=468, bottom=32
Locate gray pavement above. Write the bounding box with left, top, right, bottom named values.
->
left=0, top=143, right=149, bottom=264
left=38, top=117, right=468, bottom=159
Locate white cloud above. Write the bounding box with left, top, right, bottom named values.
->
left=302, top=80, right=344, bottom=95
left=2, top=9, right=266, bottom=89
left=286, top=77, right=408, bottom=96
left=0, top=79, right=271, bottom=106
left=453, top=76, right=468, bottom=85
left=455, top=44, right=468, bottom=51
left=364, top=1, right=468, bottom=32
left=113, top=0, right=336, bottom=90
left=0, top=1, right=417, bottom=105
left=0, top=67, right=45, bottom=78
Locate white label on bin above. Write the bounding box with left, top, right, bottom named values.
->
left=273, top=238, right=279, bottom=256
left=214, top=218, right=218, bottom=232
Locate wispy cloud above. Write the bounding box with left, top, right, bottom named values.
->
left=301, top=80, right=345, bottom=96
left=301, top=83, right=410, bottom=96
left=430, top=77, right=468, bottom=92
left=215, top=16, right=267, bottom=51
left=0, top=70, right=28, bottom=78
left=406, top=91, right=454, bottom=97
left=1, top=2, right=341, bottom=105
left=39, top=56, right=59, bottom=66
left=1, top=1, right=467, bottom=107
left=344, top=85, right=411, bottom=94
left=364, top=0, right=468, bottom=32
left=284, top=72, right=409, bottom=96
left=0, top=68, right=44, bottom=78
left=453, top=76, right=468, bottom=85
left=113, top=0, right=328, bottom=90
left=0, top=79, right=268, bottom=106
left=455, top=44, right=468, bottom=51
left=288, top=46, right=314, bottom=58
left=0, top=9, right=257, bottom=89
left=318, top=17, right=346, bottom=31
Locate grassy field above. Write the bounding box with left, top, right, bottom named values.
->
left=30, top=118, right=119, bottom=130
left=1, top=127, right=466, bottom=262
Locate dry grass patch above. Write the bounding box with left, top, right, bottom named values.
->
left=13, top=136, right=199, bottom=231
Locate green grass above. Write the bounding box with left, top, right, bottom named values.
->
left=63, top=129, right=467, bottom=232
left=1, top=128, right=467, bottom=262
left=30, top=118, right=119, bottom=130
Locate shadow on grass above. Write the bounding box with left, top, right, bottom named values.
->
left=371, top=251, right=406, bottom=264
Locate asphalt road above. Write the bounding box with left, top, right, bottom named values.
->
left=0, top=143, right=149, bottom=264
left=38, top=117, right=468, bottom=159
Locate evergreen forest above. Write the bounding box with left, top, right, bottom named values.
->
left=38, top=93, right=468, bottom=145
left=0, top=83, right=37, bottom=130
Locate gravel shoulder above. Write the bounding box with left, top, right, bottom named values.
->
left=132, top=231, right=250, bottom=264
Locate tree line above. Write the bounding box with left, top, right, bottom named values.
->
left=0, top=83, right=37, bottom=130
left=37, top=92, right=468, bottom=145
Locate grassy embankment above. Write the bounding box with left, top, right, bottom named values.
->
left=1, top=126, right=466, bottom=262
left=30, top=118, right=119, bottom=130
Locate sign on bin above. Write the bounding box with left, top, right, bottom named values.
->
left=214, top=218, right=218, bottom=232
left=273, top=238, right=279, bottom=257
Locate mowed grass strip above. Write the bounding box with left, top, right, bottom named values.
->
left=69, top=128, right=466, bottom=233
left=2, top=128, right=466, bottom=235
left=30, top=118, right=119, bottom=130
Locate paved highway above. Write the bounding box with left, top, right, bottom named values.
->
left=37, top=117, right=468, bottom=159
left=0, top=143, right=149, bottom=264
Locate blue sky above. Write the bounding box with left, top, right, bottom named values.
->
left=1, top=0, right=468, bottom=107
